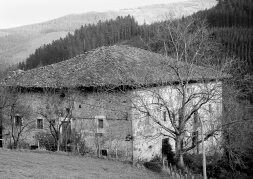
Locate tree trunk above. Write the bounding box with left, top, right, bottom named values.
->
left=13, top=139, right=18, bottom=149
left=57, top=139, right=60, bottom=151
left=200, top=119, right=207, bottom=179
left=175, top=135, right=185, bottom=169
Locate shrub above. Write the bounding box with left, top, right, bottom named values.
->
left=78, top=141, right=93, bottom=155
left=144, top=155, right=163, bottom=173
left=35, top=131, right=57, bottom=151
left=143, top=161, right=163, bottom=173
left=150, top=155, right=161, bottom=162
left=18, top=139, right=30, bottom=149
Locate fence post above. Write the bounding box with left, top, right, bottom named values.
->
left=162, top=157, right=165, bottom=169
left=169, top=163, right=172, bottom=175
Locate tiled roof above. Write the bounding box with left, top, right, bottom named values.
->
left=2, top=45, right=226, bottom=89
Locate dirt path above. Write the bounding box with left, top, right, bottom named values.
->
left=0, top=149, right=168, bottom=179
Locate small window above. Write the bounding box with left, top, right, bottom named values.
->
left=163, top=111, right=167, bottom=121
left=95, top=116, right=106, bottom=133
left=98, top=119, right=103, bottom=129
left=101, top=149, right=107, bottom=156
left=37, top=119, right=43, bottom=129
left=15, top=116, right=22, bottom=126
left=66, top=108, right=70, bottom=113
left=209, top=104, right=212, bottom=113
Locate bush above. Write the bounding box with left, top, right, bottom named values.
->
left=35, top=132, right=57, bottom=151
left=18, top=140, right=30, bottom=149
left=144, top=155, right=163, bottom=173
left=183, top=153, right=238, bottom=178
left=150, top=155, right=161, bottom=162
left=143, top=161, right=163, bottom=173
left=78, top=141, right=93, bottom=155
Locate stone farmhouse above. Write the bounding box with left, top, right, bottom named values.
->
left=1, top=45, right=225, bottom=161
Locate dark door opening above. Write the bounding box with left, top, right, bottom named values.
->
left=62, top=121, right=71, bottom=151
left=162, top=138, right=174, bottom=164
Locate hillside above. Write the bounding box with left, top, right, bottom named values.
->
left=0, top=0, right=216, bottom=68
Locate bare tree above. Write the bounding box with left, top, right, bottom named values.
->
left=37, top=89, right=75, bottom=151
left=221, top=60, right=253, bottom=173
left=139, top=18, right=223, bottom=168
left=1, top=87, right=34, bottom=149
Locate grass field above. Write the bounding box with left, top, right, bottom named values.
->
left=0, top=149, right=168, bottom=179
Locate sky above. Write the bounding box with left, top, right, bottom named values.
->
left=0, top=0, right=187, bottom=29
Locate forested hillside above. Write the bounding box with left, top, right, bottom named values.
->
left=18, top=16, right=141, bottom=70
left=19, top=0, right=253, bottom=73
left=194, top=0, right=253, bottom=72
left=0, top=0, right=216, bottom=68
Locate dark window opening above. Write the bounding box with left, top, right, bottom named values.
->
left=37, top=119, right=43, bottom=129
left=209, top=104, right=212, bottom=113
left=15, top=116, right=22, bottom=126
left=163, top=111, right=167, bottom=121
left=60, top=92, right=65, bottom=98
left=101, top=149, right=107, bottom=156
left=98, top=119, right=103, bottom=129
left=66, top=108, right=70, bottom=113
left=62, top=121, right=71, bottom=145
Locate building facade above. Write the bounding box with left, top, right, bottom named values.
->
left=1, top=45, right=224, bottom=162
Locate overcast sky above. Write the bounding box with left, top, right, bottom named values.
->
left=0, top=0, right=188, bottom=29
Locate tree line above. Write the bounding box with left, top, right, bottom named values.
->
left=18, top=0, right=253, bottom=74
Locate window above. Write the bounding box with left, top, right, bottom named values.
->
left=37, top=119, right=43, bottom=129
left=98, top=119, right=103, bottom=129
left=209, top=104, right=212, bottom=113
left=95, top=116, right=106, bottom=134
left=15, top=116, right=22, bottom=126
left=163, top=111, right=167, bottom=121
left=101, top=149, right=108, bottom=156
left=66, top=108, right=70, bottom=114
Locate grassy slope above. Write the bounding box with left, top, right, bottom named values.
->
left=0, top=149, right=167, bottom=179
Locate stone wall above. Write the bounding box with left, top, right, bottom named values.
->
left=131, top=82, right=223, bottom=161
left=3, top=89, right=133, bottom=160
left=2, top=81, right=223, bottom=162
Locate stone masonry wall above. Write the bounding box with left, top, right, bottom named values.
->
left=131, top=82, right=223, bottom=161
left=5, top=89, right=133, bottom=160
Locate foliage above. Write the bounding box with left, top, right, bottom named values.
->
left=193, top=0, right=253, bottom=73
left=35, top=131, right=57, bottom=151
left=143, top=161, right=163, bottom=173
left=18, top=0, right=253, bottom=74
left=19, top=16, right=140, bottom=70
